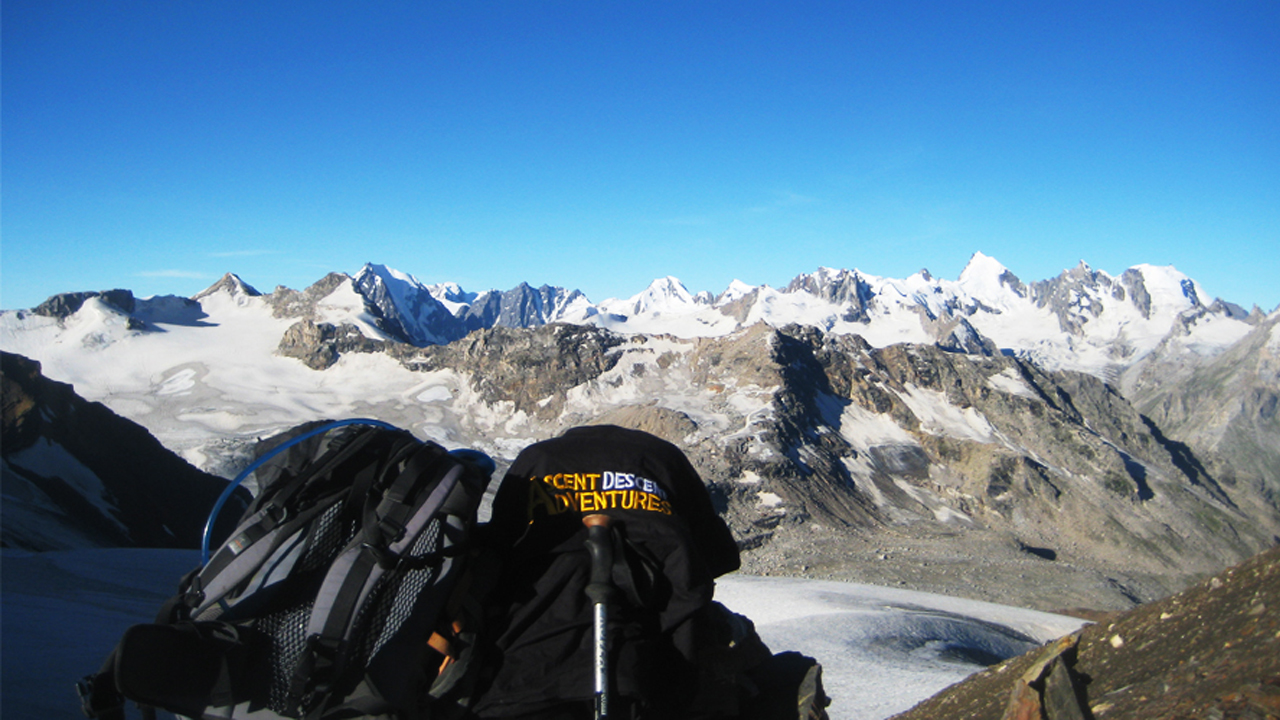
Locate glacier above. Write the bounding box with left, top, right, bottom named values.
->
left=1, top=548, right=1085, bottom=720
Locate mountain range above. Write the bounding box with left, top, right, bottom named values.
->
left=16, top=254, right=1269, bottom=377
left=2, top=254, right=1277, bottom=612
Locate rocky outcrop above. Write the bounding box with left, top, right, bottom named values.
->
left=1030, top=262, right=1119, bottom=334
left=889, top=545, right=1280, bottom=720
left=928, top=316, right=999, bottom=356
left=784, top=268, right=875, bottom=322
left=763, top=328, right=1264, bottom=584
left=457, top=290, right=502, bottom=333
left=276, top=320, right=388, bottom=370
left=266, top=272, right=348, bottom=319
left=494, top=282, right=588, bottom=328
left=1, top=352, right=246, bottom=550
left=32, top=289, right=137, bottom=320
left=397, top=323, right=626, bottom=419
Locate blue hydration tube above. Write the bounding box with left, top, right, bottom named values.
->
left=200, top=418, right=399, bottom=564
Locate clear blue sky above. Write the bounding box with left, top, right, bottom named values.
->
left=4, top=1, right=1278, bottom=311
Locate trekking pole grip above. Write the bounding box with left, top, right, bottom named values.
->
left=583, top=514, right=615, bottom=593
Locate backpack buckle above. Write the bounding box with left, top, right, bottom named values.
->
left=362, top=542, right=401, bottom=570
left=376, top=516, right=407, bottom=544
left=76, top=674, right=124, bottom=719
left=265, top=502, right=289, bottom=524
left=182, top=575, right=206, bottom=608
left=290, top=634, right=343, bottom=714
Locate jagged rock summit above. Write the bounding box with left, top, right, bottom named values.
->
left=193, top=273, right=261, bottom=300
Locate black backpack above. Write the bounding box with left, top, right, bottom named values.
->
left=77, top=419, right=495, bottom=720
left=466, top=426, right=829, bottom=720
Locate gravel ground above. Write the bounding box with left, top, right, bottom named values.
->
left=733, top=520, right=1196, bottom=614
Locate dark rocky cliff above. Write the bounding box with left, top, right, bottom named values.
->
left=1, top=352, right=246, bottom=550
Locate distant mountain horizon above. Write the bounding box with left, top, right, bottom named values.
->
left=14, top=252, right=1279, bottom=316
left=16, top=253, right=1273, bottom=391
left=3, top=249, right=1277, bottom=616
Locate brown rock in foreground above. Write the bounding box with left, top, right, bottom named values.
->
left=889, top=545, right=1280, bottom=720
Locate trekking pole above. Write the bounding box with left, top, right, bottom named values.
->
left=583, top=514, right=618, bottom=720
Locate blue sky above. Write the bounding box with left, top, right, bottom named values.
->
left=4, top=1, right=1278, bottom=311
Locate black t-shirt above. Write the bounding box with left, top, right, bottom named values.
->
left=474, top=425, right=740, bottom=717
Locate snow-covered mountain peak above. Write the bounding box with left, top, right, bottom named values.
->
left=351, top=263, right=455, bottom=346
left=627, top=276, right=698, bottom=315
left=957, top=252, right=1022, bottom=299
left=784, top=267, right=875, bottom=309
left=797, top=266, right=864, bottom=287
left=427, top=282, right=479, bottom=314
left=811, top=266, right=852, bottom=283
left=718, top=279, right=759, bottom=305
left=428, top=281, right=473, bottom=302
left=193, top=273, right=261, bottom=301
left=1127, top=264, right=1204, bottom=310
left=354, top=263, right=428, bottom=297
left=959, top=251, right=1006, bottom=276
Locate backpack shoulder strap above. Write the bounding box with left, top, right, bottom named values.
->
left=188, top=429, right=416, bottom=620
left=287, top=443, right=472, bottom=716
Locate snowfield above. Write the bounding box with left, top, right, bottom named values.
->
left=1, top=548, right=1085, bottom=720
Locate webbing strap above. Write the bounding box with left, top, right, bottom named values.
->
left=287, top=544, right=383, bottom=715
left=311, top=449, right=463, bottom=646
left=366, top=444, right=451, bottom=544
left=77, top=650, right=125, bottom=720
left=428, top=616, right=466, bottom=674
left=290, top=444, right=467, bottom=713
left=193, top=430, right=418, bottom=617
left=201, top=427, right=392, bottom=582
left=192, top=499, right=335, bottom=618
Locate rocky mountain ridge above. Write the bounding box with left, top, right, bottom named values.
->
left=20, top=255, right=1268, bottom=382
left=3, top=257, right=1276, bottom=611
left=393, top=321, right=1273, bottom=609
